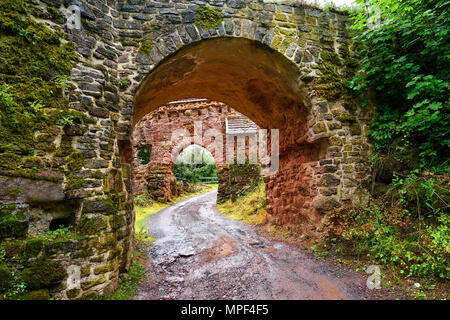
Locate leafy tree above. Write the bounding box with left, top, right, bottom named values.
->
left=173, top=145, right=218, bottom=182
left=350, top=0, right=450, bottom=171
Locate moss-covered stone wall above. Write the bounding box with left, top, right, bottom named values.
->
left=217, top=163, right=262, bottom=204
left=0, top=0, right=134, bottom=300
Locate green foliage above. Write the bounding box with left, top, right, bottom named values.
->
left=173, top=146, right=218, bottom=183
left=118, top=79, right=131, bottom=89
left=217, top=182, right=267, bottom=226
left=329, top=193, right=449, bottom=280
left=349, top=0, right=450, bottom=170
left=40, top=225, right=74, bottom=241
left=21, top=259, right=65, bottom=290
left=134, top=192, right=153, bottom=207
left=194, top=6, right=223, bottom=29
left=173, top=162, right=218, bottom=183
left=137, top=148, right=151, bottom=165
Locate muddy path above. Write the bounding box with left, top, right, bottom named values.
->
left=136, top=190, right=393, bottom=300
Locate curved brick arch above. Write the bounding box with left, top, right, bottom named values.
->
left=132, top=100, right=250, bottom=201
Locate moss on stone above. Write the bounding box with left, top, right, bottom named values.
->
left=0, top=153, right=23, bottom=170
left=91, top=170, right=104, bottom=179
left=317, top=46, right=359, bottom=101
left=24, top=238, right=43, bottom=258
left=6, top=187, right=20, bottom=199
left=65, top=152, right=86, bottom=172
left=77, top=214, right=108, bottom=235
left=332, top=109, right=356, bottom=123
left=21, top=259, right=65, bottom=290
left=80, top=275, right=106, bottom=290
left=82, top=197, right=116, bottom=215
left=317, top=50, right=346, bottom=100
left=66, top=288, right=80, bottom=299
left=93, top=261, right=117, bottom=275
left=23, top=288, right=50, bottom=300
left=349, top=122, right=361, bottom=135
left=0, top=263, right=13, bottom=293
left=138, top=39, right=153, bottom=56
left=0, top=204, right=28, bottom=239
left=194, top=6, right=223, bottom=30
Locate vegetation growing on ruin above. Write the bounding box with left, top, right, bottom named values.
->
left=316, top=41, right=360, bottom=107
left=329, top=172, right=449, bottom=277
left=66, top=175, right=85, bottom=190
left=217, top=182, right=267, bottom=226
left=194, top=6, right=223, bottom=30
left=95, top=249, right=146, bottom=300
left=137, top=39, right=154, bottom=56
left=312, top=0, right=450, bottom=296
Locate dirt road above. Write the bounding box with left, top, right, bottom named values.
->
left=136, top=190, right=392, bottom=300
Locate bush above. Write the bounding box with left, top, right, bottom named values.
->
left=328, top=197, right=449, bottom=280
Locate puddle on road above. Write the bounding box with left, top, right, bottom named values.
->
left=200, top=235, right=236, bottom=263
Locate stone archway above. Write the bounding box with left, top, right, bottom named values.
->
left=0, top=0, right=373, bottom=299
left=130, top=36, right=365, bottom=236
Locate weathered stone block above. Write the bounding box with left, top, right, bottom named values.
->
left=82, top=199, right=115, bottom=215
left=320, top=174, right=340, bottom=187
left=0, top=263, right=13, bottom=293
left=77, top=214, right=108, bottom=235
left=0, top=177, right=64, bottom=204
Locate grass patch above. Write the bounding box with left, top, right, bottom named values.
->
left=216, top=182, right=267, bottom=225
left=94, top=247, right=146, bottom=300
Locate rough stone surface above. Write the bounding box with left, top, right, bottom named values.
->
left=0, top=0, right=372, bottom=299
left=132, top=100, right=260, bottom=202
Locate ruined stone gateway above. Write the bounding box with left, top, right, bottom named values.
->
left=132, top=99, right=262, bottom=203
left=0, top=0, right=372, bottom=299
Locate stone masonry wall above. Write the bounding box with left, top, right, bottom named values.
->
left=0, top=0, right=373, bottom=299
